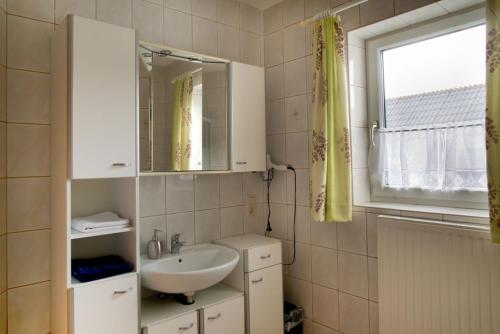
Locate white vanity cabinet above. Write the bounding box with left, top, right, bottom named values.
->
left=146, top=312, right=198, bottom=334
left=216, top=235, right=284, bottom=334
left=201, top=295, right=245, bottom=334
left=230, top=62, right=266, bottom=172
left=53, top=15, right=136, bottom=180
left=73, top=274, right=138, bottom=334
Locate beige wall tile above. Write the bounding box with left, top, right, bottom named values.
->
left=165, top=174, right=194, bottom=214
left=220, top=173, right=243, bottom=207
left=0, top=67, right=5, bottom=123
left=7, top=282, right=50, bottom=334
left=351, top=126, right=368, bottom=169
left=193, top=16, right=218, bottom=56
left=7, top=0, right=54, bottom=22
left=7, top=177, right=50, bottom=233
left=164, top=8, right=193, bottom=51
left=240, top=3, right=261, bottom=34
left=284, top=57, right=306, bottom=97
left=133, top=0, right=163, bottom=44
left=0, top=122, right=4, bottom=177
left=164, top=0, right=191, bottom=13
left=287, top=205, right=310, bottom=243
left=239, top=30, right=262, bottom=66
left=192, top=0, right=216, bottom=20
left=7, top=229, right=50, bottom=288
left=287, top=167, right=308, bottom=204
left=194, top=174, right=220, bottom=210
left=7, top=69, right=50, bottom=124
left=139, top=215, right=166, bottom=254
left=0, top=292, right=5, bottom=334
left=218, top=24, right=239, bottom=60
left=285, top=276, right=312, bottom=318
left=195, top=208, right=221, bottom=243
left=310, top=220, right=337, bottom=249
left=338, top=5, right=360, bottom=32
left=269, top=168, right=286, bottom=203
left=285, top=94, right=307, bottom=131
left=360, top=0, right=394, bottom=26
left=267, top=133, right=286, bottom=164
left=313, top=284, right=339, bottom=330
left=311, top=245, right=338, bottom=289
left=7, top=16, right=52, bottom=73
left=0, top=180, right=5, bottom=235
left=0, top=235, right=5, bottom=292
left=284, top=23, right=305, bottom=62
left=366, top=213, right=378, bottom=257
left=266, top=64, right=284, bottom=100
left=263, top=3, right=282, bottom=34
left=285, top=131, right=308, bottom=168
left=220, top=205, right=243, bottom=237
left=55, top=0, right=96, bottom=23
left=282, top=0, right=304, bottom=26
left=266, top=99, right=285, bottom=134
left=305, top=0, right=329, bottom=18
left=268, top=203, right=287, bottom=239
left=288, top=242, right=311, bottom=280
left=243, top=172, right=264, bottom=203
left=368, top=257, right=378, bottom=301
left=312, top=322, right=340, bottom=334
left=339, top=292, right=369, bottom=334
left=337, top=211, right=367, bottom=255
left=338, top=251, right=368, bottom=298
left=217, top=0, right=239, bottom=27
left=243, top=203, right=265, bottom=235
left=139, top=176, right=165, bottom=217
left=7, top=124, right=50, bottom=177
left=97, top=0, right=133, bottom=28
left=395, top=0, right=436, bottom=15
left=264, top=31, right=283, bottom=67
left=0, top=10, right=6, bottom=67
left=369, top=301, right=379, bottom=334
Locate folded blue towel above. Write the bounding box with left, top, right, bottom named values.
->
left=72, top=255, right=133, bottom=283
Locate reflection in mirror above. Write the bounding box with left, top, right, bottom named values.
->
left=138, top=43, right=229, bottom=173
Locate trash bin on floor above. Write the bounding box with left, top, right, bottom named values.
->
left=284, top=301, right=304, bottom=334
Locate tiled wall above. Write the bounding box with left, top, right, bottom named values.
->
left=0, top=0, right=263, bottom=333
left=261, top=1, right=441, bottom=334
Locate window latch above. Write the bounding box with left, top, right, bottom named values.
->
left=370, top=121, right=379, bottom=146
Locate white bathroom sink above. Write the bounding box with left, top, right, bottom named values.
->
left=141, top=244, right=239, bottom=297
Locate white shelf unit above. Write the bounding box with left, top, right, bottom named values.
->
left=51, top=15, right=139, bottom=334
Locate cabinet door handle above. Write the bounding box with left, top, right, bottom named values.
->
left=113, top=287, right=132, bottom=295
left=207, top=313, right=221, bottom=320
left=251, top=277, right=264, bottom=284
left=260, top=254, right=271, bottom=259
left=111, top=162, right=131, bottom=167
left=236, top=161, right=247, bottom=165
left=178, top=323, right=194, bottom=331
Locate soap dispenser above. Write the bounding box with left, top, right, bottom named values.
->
left=147, top=229, right=163, bottom=259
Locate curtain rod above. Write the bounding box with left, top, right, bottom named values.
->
left=301, top=0, right=368, bottom=26
left=377, top=121, right=485, bottom=134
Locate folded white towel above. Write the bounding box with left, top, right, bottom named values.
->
left=71, top=212, right=130, bottom=233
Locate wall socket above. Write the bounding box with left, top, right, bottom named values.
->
left=246, top=194, right=257, bottom=216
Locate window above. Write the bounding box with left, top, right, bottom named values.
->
left=366, top=8, right=488, bottom=208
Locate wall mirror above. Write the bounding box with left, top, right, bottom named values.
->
left=139, top=42, right=230, bottom=173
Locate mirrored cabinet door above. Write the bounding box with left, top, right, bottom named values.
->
left=138, top=43, right=230, bottom=173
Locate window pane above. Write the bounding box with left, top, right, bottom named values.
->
left=382, top=25, right=486, bottom=128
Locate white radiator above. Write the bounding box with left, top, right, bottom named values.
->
left=378, top=216, right=500, bottom=334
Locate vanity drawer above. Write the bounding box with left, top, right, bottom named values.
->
left=72, top=274, right=138, bottom=334
left=245, top=242, right=281, bottom=272
left=146, top=312, right=198, bottom=334
left=202, top=296, right=244, bottom=334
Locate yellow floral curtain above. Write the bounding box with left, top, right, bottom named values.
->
left=171, top=74, right=193, bottom=171
left=486, top=0, right=500, bottom=243
left=310, top=16, right=352, bottom=223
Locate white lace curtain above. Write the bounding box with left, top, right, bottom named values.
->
left=370, top=123, right=488, bottom=192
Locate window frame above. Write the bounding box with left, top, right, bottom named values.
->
left=365, top=7, right=488, bottom=209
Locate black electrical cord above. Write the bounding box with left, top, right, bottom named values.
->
left=264, top=165, right=297, bottom=266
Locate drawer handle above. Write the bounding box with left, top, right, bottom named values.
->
left=260, top=254, right=271, bottom=259
left=179, top=323, right=194, bottom=331
left=236, top=161, right=247, bottom=165
left=111, top=162, right=131, bottom=167
left=113, top=287, right=132, bottom=295
left=251, top=277, right=264, bottom=284
left=207, top=313, right=221, bottom=320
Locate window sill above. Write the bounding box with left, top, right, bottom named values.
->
left=357, top=201, right=489, bottom=224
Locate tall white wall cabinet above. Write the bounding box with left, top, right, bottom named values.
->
left=216, top=235, right=284, bottom=334
left=51, top=15, right=138, bottom=334
left=230, top=63, right=266, bottom=172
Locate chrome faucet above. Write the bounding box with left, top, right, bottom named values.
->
left=170, top=233, right=185, bottom=254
